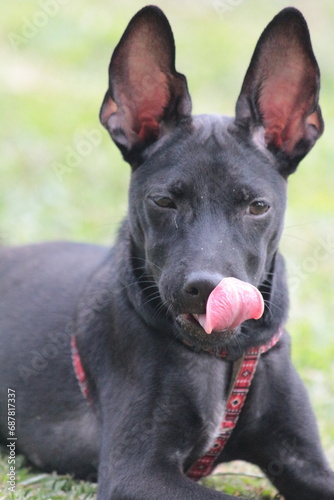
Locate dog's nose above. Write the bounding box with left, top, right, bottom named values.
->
left=183, top=272, right=223, bottom=313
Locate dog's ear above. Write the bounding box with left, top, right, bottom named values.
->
left=235, top=8, right=323, bottom=175
left=100, top=6, right=191, bottom=166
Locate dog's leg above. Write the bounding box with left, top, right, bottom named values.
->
left=222, top=339, right=334, bottom=500
left=260, top=375, right=334, bottom=500
left=97, top=457, right=240, bottom=500
left=96, top=418, right=244, bottom=500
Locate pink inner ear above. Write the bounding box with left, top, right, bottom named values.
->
left=137, top=113, right=160, bottom=142
left=259, top=59, right=313, bottom=153
left=127, top=56, right=170, bottom=142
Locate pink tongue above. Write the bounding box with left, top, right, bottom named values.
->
left=197, top=277, right=264, bottom=334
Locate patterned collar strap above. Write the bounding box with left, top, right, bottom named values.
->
left=186, top=327, right=284, bottom=481
left=71, top=328, right=283, bottom=481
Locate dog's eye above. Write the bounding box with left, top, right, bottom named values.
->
left=248, top=200, right=270, bottom=216
left=152, top=196, right=176, bottom=209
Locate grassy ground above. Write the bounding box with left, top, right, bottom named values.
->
left=1, top=0, right=334, bottom=498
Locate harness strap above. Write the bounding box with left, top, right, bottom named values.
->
left=71, top=336, right=92, bottom=405
left=186, top=328, right=283, bottom=480
left=71, top=328, right=283, bottom=481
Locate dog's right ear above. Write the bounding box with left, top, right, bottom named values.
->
left=100, top=6, right=192, bottom=167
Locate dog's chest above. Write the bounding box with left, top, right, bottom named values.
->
left=184, top=354, right=232, bottom=459
left=202, top=398, right=226, bottom=452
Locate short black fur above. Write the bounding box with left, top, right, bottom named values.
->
left=0, top=6, right=333, bottom=500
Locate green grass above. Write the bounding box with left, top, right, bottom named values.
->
left=0, top=453, right=97, bottom=499
left=1, top=1, right=334, bottom=498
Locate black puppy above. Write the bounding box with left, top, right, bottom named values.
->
left=1, top=6, right=333, bottom=500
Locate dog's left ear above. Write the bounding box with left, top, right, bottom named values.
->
left=235, top=8, right=324, bottom=175
left=100, top=6, right=191, bottom=167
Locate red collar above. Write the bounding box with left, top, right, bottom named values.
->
left=71, top=327, right=283, bottom=481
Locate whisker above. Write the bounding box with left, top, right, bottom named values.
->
left=142, top=293, right=162, bottom=308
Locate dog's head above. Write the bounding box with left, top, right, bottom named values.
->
left=100, top=7, right=323, bottom=355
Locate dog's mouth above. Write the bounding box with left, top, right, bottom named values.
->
left=176, top=313, right=236, bottom=351
left=175, top=278, right=264, bottom=351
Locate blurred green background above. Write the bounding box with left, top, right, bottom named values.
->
left=1, top=0, right=334, bottom=498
